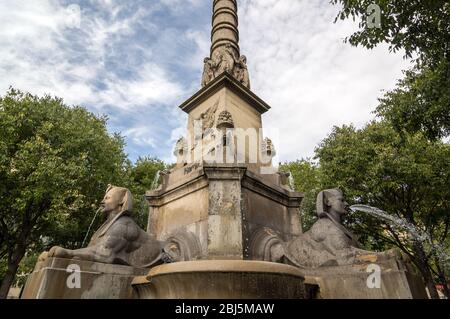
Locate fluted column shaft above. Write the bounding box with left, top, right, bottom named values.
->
left=211, top=0, right=240, bottom=59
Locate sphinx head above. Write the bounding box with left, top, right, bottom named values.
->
left=316, top=188, right=349, bottom=219
left=100, top=185, right=133, bottom=216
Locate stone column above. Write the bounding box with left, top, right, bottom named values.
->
left=211, top=0, right=240, bottom=59
left=204, top=164, right=246, bottom=259
left=147, top=205, right=159, bottom=236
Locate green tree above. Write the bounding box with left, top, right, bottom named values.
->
left=332, top=0, right=450, bottom=140
left=127, top=157, right=167, bottom=229
left=332, top=0, right=449, bottom=64
left=376, top=60, right=449, bottom=140
left=280, top=159, right=323, bottom=231
left=315, top=121, right=449, bottom=298
left=0, top=88, right=129, bottom=298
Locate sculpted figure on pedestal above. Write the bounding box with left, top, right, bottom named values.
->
left=213, top=44, right=237, bottom=75
left=40, top=185, right=169, bottom=268
left=284, top=189, right=359, bottom=267
left=201, top=57, right=215, bottom=87
left=201, top=45, right=251, bottom=89
left=284, top=188, right=398, bottom=268
left=234, top=55, right=250, bottom=89
left=197, top=101, right=218, bottom=140
left=250, top=188, right=400, bottom=268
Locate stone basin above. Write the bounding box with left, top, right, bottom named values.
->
left=132, top=260, right=310, bottom=299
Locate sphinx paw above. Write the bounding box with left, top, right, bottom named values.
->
left=38, top=251, right=49, bottom=262
left=48, top=246, right=68, bottom=258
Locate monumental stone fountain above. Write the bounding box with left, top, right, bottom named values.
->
left=21, top=0, right=427, bottom=299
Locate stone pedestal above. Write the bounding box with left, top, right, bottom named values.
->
left=21, top=257, right=147, bottom=299
left=132, top=260, right=315, bottom=299
left=303, top=258, right=428, bottom=299
left=146, top=163, right=303, bottom=261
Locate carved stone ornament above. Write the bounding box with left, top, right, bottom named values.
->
left=173, top=137, right=188, bottom=158
left=163, top=231, right=202, bottom=262
left=248, top=227, right=285, bottom=262
left=216, top=110, right=234, bottom=130
left=261, top=137, right=276, bottom=157
left=201, top=44, right=251, bottom=89
left=196, top=101, right=218, bottom=138
left=234, top=55, right=250, bottom=89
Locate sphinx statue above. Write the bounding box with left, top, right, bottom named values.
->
left=40, top=185, right=169, bottom=268
left=283, top=189, right=359, bottom=267
left=282, top=188, right=399, bottom=268
left=249, top=188, right=399, bottom=268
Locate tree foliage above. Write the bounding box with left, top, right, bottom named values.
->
left=0, top=88, right=129, bottom=297
left=0, top=87, right=174, bottom=297
left=280, top=159, right=323, bottom=231
left=126, top=157, right=167, bottom=229
left=332, top=0, right=449, bottom=64
left=332, top=0, right=450, bottom=140
left=315, top=121, right=449, bottom=298
left=376, top=60, right=450, bottom=140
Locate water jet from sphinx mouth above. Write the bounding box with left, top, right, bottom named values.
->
left=81, top=207, right=102, bottom=247
left=349, top=204, right=449, bottom=269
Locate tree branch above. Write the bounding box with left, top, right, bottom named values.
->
left=385, top=224, right=415, bottom=259
left=440, top=215, right=449, bottom=243
left=362, top=221, right=416, bottom=260
left=0, top=217, right=8, bottom=238
left=0, top=248, right=8, bottom=260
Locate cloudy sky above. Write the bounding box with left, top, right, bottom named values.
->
left=0, top=0, right=411, bottom=164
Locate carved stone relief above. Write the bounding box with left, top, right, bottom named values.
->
left=201, top=44, right=250, bottom=89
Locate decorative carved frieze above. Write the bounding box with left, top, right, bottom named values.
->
left=202, top=44, right=250, bottom=89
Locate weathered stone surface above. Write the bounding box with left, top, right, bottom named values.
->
left=180, top=76, right=271, bottom=173
left=303, top=261, right=428, bottom=299
left=7, top=287, right=21, bottom=299
left=21, top=257, right=147, bottom=299
left=132, top=260, right=310, bottom=299
left=205, top=165, right=245, bottom=258
left=146, top=163, right=303, bottom=261
left=173, top=137, right=188, bottom=165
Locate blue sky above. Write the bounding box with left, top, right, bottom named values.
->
left=0, top=0, right=411, bottom=164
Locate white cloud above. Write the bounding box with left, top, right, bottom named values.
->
left=0, top=0, right=412, bottom=163
left=93, top=64, right=185, bottom=110
left=124, top=127, right=157, bottom=148
left=160, top=0, right=202, bottom=12
left=0, top=0, right=183, bottom=110
left=184, top=29, right=210, bottom=71
left=237, top=0, right=411, bottom=161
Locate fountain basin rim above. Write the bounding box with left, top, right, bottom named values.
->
left=136, top=260, right=305, bottom=283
